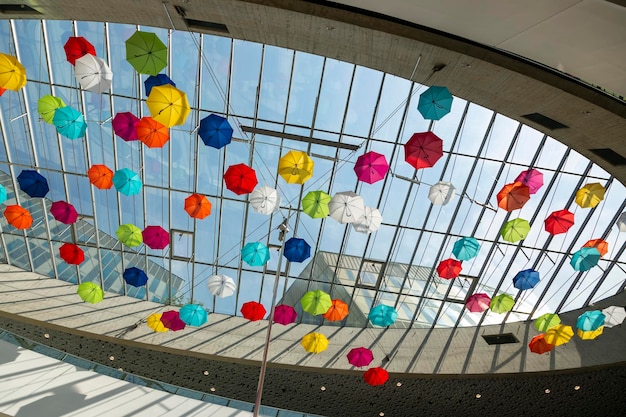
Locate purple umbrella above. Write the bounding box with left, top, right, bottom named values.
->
left=50, top=201, right=78, bottom=224
left=273, top=304, right=298, bottom=325
left=347, top=347, right=374, bottom=367
left=142, top=225, right=170, bottom=250
left=160, top=310, right=186, bottom=331
left=112, top=112, right=140, bottom=141
left=515, top=168, right=543, bottom=194
left=353, top=151, right=389, bottom=184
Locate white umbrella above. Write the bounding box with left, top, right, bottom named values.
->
left=207, top=274, right=236, bottom=298
left=601, top=305, right=626, bottom=328
left=617, top=212, right=626, bottom=232
left=353, top=206, right=382, bottom=234
left=428, top=181, right=456, bottom=205
left=249, top=185, right=280, bottom=215
left=328, top=191, right=365, bottom=224
left=74, top=54, right=112, bottom=93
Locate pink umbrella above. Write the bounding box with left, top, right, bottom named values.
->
left=160, top=310, right=186, bottom=331
left=515, top=168, right=544, bottom=194
left=347, top=347, right=374, bottom=367
left=465, top=293, right=491, bottom=312
left=353, top=151, right=389, bottom=184
left=112, top=112, right=140, bottom=141
left=273, top=304, right=298, bottom=325
left=50, top=201, right=78, bottom=224
left=142, top=225, right=170, bottom=250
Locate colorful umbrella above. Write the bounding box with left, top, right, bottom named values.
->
left=207, top=274, right=236, bottom=298
left=582, top=238, right=608, bottom=257
left=144, top=73, right=176, bottom=96
left=528, top=334, right=554, bottom=354
left=544, top=209, right=575, bottom=235
left=284, top=237, right=311, bottom=263
left=363, top=367, right=388, bottom=386
left=59, top=243, right=85, bottom=265
left=4, top=205, right=32, bottom=229
left=146, top=313, right=168, bottom=332
left=352, top=207, right=382, bottom=234
left=417, top=86, right=453, bottom=120
left=136, top=116, right=169, bottom=148
left=17, top=170, right=49, bottom=198
left=368, top=304, right=398, bottom=327
left=53, top=106, right=87, bottom=139
left=301, top=190, right=331, bottom=219
left=489, top=294, right=515, bottom=314
left=77, top=282, right=104, bottom=304
left=513, top=269, right=540, bottom=290
left=273, top=304, right=298, bottom=325
left=224, top=163, right=258, bottom=195
left=179, top=303, right=208, bottom=327
left=278, top=150, right=314, bottom=184
left=125, top=30, right=168, bottom=76
left=0, top=53, right=26, bottom=91
left=544, top=324, right=574, bottom=346
left=74, top=54, right=112, bottom=93
left=241, top=301, right=266, bottom=321
left=113, top=168, right=142, bottom=196
left=347, top=347, right=373, bottom=367
left=428, top=181, right=456, bottom=205
left=301, top=289, right=332, bottom=316
left=37, top=95, right=66, bottom=124
left=0, top=184, right=6, bottom=204
left=112, top=112, right=140, bottom=141
left=515, top=168, right=544, bottom=194
left=322, top=299, right=349, bottom=322
left=50, top=201, right=78, bottom=224
left=436, top=258, right=462, bottom=279
left=184, top=194, right=212, bottom=219
left=88, top=164, right=114, bottom=189
left=146, top=84, right=190, bottom=127
left=618, top=212, right=626, bottom=232
left=123, top=267, right=148, bottom=287
left=570, top=247, right=601, bottom=271
left=497, top=182, right=530, bottom=212
left=250, top=186, right=280, bottom=215
left=116, top=224, right=143, bottom=247
left=404, top=131, right=443, bottom=169
left=465, top=293, right=491, bottom=312
left=142, top=226, right=169, bottom=250
left=353, top=151, right=389, bottom=184
left=601, top=306, right=626, bottom=328
left=241, top=242, right=270, bottom=266
left=160, top=310, right=186, bottom=331
left=198, top=114, right=233, bottom=149
left=500, top=218, right=530, bottom=242
left=301, top=332, right=328, bottom=354
left=63, top=36, right=96, bottom=65
left=575, top=183, right=605, bottom=209
left=578, top=326, right=604, bottom=340
left=452, top=237, right=480, bottom=261
left=535, top=313, right=561, bottom=332
left=0, top=87, right=4, bottom=96
left=329, top=191, right=365, bottom=224
left=576, top=310, right=605, bottom=331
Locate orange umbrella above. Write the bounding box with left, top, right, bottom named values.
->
left=136, top=116, right=169, bottom=148
left=497, top=182, right=530, bottom=211
left=322, top=299, right=349, bottom=322
left=583, top=238, right=608, bottom=257
left=184, top=194, right=212, bottom=219
left=4, top=205, right=33, bottom=229
left=87, top=164, right=114, bottom=189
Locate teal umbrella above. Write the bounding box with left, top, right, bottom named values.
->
left=417, top=86, right=453, bottom=120
left=0, top=184, right=6, bottom=204
left=368, top=304, right=398, bottom=327
left=241, top=242, right=270, bottom=267
left=452, top=237, right=480, bottom=261
left=576, top=310, right=605, bottom=331
left=570, top=247, right=601, bottom=271
left=53, top=106, right=87, bottom=139
left=179, top=303, right=208, bottom=326
left=112, top=168, right=142, bottom=196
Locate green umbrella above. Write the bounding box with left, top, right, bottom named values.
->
left=77, top=282, right=104, bottom=304
left=300, top=289, right=332, bottom=316
left=301, top=191, right=331, bottom=219
left=38, top=95, right=66, bottom=124
left=489, top=293, right=515, bottom=314
left=116, top=224, right=143, bottom=247
left=125, top=31, right=167, bottom=76
left=535, top=313, right=561, bottom=332
left=500, top=218, right=530, bottom=243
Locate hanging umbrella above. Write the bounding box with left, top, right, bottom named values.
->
left=0, top=184, right=6, bottom=204
left=497, top=182, right=530, bottom=212
left=125, top=30, right=168, bottom=75
left=184, top=194, right=212, bottom=219
left=123, top=267, right=148, bottom=287
left=363, top=367, right=388, bottom=386
left=116, top=224, right=143, bottom=247
left=146, top=313, right=168, bottom=332
left=207, top=274, right=236, bottom=298
left=50, top=201, right=78, bottom=224
left=0, top=87, right=4, bottom=96
left=240, top=301, right=266, bottom=321
left=513, top=269, right=540, bottom=290
left=428, top=181, right=456, bottom=205
left=63, top=36, right=96, bottom=65
left=136, top=116, right=169, bottom=148
left=37, top=95, right=66, bottom=124
left=544, top=324, right=574, bottom=346
left=368, top=304, right=398, bottom=327
left=144, top=73, right=176, bottom=96
left=146, top=84, right=190, bottom=127
left=88, top=164, right=114, bottom=189
left=515, top=168, right=544, bottom=194
left=322, top=299, right=349, bottom=322
left=489, top=294, right=515, bottom=314
left=417, top=85, right=453, bottom=120
left=0, top=53, right=26, bottom=91
left=301, top=289, right=332, bottom=316
left=500, top=218, right=531, bottom=243
left=112, top=112, right=140, bottom=141
left=77, top=282, right=104, bottom=304
left=273, top=304, right=298, bottom=325
left=528, top=334, right=554, bottom=354
left=329, top=191, right=365, bottom=224
left=575, top=183, right=605, bottom=209
left=465, top=293, right=491, bottom=312
left=576, top=310, right=606, bottom=332
left=241, top=242, right=270, bottom=267
left=618, top=212, right=626, bottom=232
left=347, top=347, right=374, bottom=367
left=53, top=106, right=87, bottom=139
left=544, top=209, right=575, bottom=235
left=534, top=313, right=561, bottom=332
left=404, top=131, right=443, bottom=169
left=278, top=150, right=314, bottom=184
left=59, top=243, right=85, bottom=265
left=179, top=303, right=208, bottom=327
left=113, top=168, right=142, bottom=196
left=224, top=163, right=258, bottom=195
left=160, top=310, right=186, bottom=331
left=452, top=237, right=480, bottom=261
left=74, top=54, right=112, bottom=93
left=17, top=170, right=49, bottom=198
left=602, top=306, right=626, bottom=328
left=198, top=114, right=233, bottom=149
left=301, top=190, right=331, bottom=219
left=4, top=205, right=32, bottom=229
left=301, top=332, right=328, bottom=354
left=250, top=186, right=280, bottom=215
left=578, top=326, right=604, bottom=340
left=142, top=226, right=169, bottom=250
left=582, top=238, right=608, bottom=257
left=353, top=151, right=389, bottom=184
left=570, top=247, right=601, bottom=271
left=284, top=237, right=311, bottom=263
left=436, top=258, right=462, bottom=279
left=353, top=207, right=382, bottom=234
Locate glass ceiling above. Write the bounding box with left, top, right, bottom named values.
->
left=0, top=19, right=624, bottom=330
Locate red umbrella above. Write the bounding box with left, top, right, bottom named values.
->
left=160, top=310, right=186, bottom=331
left=544, top=209, right=575, bottom=235
left=497, top=182, right=530, bottom=212
left=353, top=151, right=389, bottom=184
left=404, top=131, right=443, bottom=169
left=436, top=258, right=462, bottom=279
left=50, top=201, right=78, bottom=224
left=241, top=301, right=266, bottom=321
left=224, top=163, right=258, bottom=195
left=363, top=367, right=388, bottom=386
left=515, top=168, right=544, bottom=194
left=528, top=334, right=554, bottom=354
left=0, top=87, right=5, bottom=96
left=4, top=205, right=33, bottom=229
left=59, top=243, right=85, bottom=265
left=273, top=304, right=297, bottom=325
left=63, top=36, right=96, bottom=65
left=465, top=293, right=491, bottom=312
left=136, top=116, right=169, bottom=148
left=347, top=347, right=374, bottom=367
left=112, top=112, right=140, bottom=141
left=583, top=238, right=608, bottom=257
left=142, top=225, right=170, bottom=250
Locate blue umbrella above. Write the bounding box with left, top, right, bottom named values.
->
left=513, top=269, right=540, bottom=290
left=17, top=170, right=49, bottom=198
left=112, top=168, right=142, bottom=196
left=284, top=237, right=311, bottom=263
left=452, top=237, right=480, bottom=261
left=144, top=73, right=176, bottom=96
left=417, top=86, right=453, bottom=120
left=0, top=184, right=6, bottom=204
left=576, top=310, right=605, bottom=331
left=241, top=242, right=271, bottom=267
left=368, top=304, right=398, bottom=327
left=52, top=106, right=87, bottom=139
left=571, top=247, right=601, bottom=271
left=123, top=267, right=148, bottom=287
left=198, top=114, right=233, bottom=149
left=179, top=303, right=209, bottom=326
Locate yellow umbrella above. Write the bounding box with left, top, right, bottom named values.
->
left=146, top=84, right=190, bottom=127
left=575, top=183, right=605, bottom=209
left=301, top=332, right=328, bottom=354
left=0, top=53, right=27, bottom=91
left=577, top=326, right=603, bottom=340
left=147, top=313, right=168, bottom=332
left=278, top=150, right=314, bottom=184
left=544, top=324, right=574, bottom=346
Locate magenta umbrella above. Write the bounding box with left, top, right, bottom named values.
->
left=465, top=293, right=492, bottom=312
left=353, top=151, right=389, bottom=184
left=50, top=201, right=78, bottom=224
left=515, top=168, right=543, bottom=195
left=347, top=347, right=374, bottom=367
left=112, top=112, right=140, bottom=141
left=160, top=310, right=186, bottom=331
left=273, top=304, right=298, bottom=325
left=142, top=225, right=170, bottom=250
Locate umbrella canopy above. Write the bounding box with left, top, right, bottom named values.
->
left=544, top=324, right=574, bottom=346
left=404, top=131, right=443, bottom=169
left=0, top=53, right=26, bottom=91
left=322, top=299, right=349, bottom=322
left=513, top=269, right=540, bottom=290
left=273, top=304, right=298, bottom=325
left=363, top=367, right=389, bottom=387
left=576, top=310, right=605, bottom=331
left=497, top=182, right=530, bottom=212
left=50, top=201, right=78, bottom=224
left=301, top=190, right=331, bottom=219
left=368, top=304, right=398, bottom=327
left=515, top=168, right=544, bottom=194
left=4, top=205, right=32, bottom=229
left=0, top=87, right=4, bottom=96
left=123, top=267, right=148, bottom=287
left=199, top=114, right=233, bottom=149
left=347, top=347, right=374, bottom=367
left=500, top=218, right=531, bottom=243
left=528, top=334, right=554, bottom=354
left=544, top=209, right=575, bottom=235
left=582, top=238, right=608, bottom=257
left=241, top=242, right=270, bottom=267
left=301, top=332, right=329, bottom=354
left=353, top=151, right=389, bottom=184
left=618, top=212, right=626, bottom=232
left=575, top=183, right=605, bottom=208
left=417, top=86, right=453, bottom=120
left=490, top=293, right=515, bottom=314
left=37, top=95, right=66, bottom=124
left=112, top=112, right=140, bottom=141
left=329, top=191, right=365, bottom=224
left=207, top=274, right=236, bottom=298
left=184, top=194, right=212, bottom=219
left=136, top=116, right=169, bottom=148
left=352, top=207, right=382, bottom=234
left=142, top=225, right=169, bottom=250
left=17, top=170, right=49, bottom=198
left=59, top=243, right=85, bottom=265
left=578, top=326, right=604, bottom=340
left=250, top=186, right=281, bottom=215
left=224, top=163, right=258, bottom=195
left=146, top=313, right=168, bottom=332
left=146, top=84, right=190, bottom=127
left=465, top=293, right=491, bottom=313
left=535, top=313, right=561, bottom=332
left=241, top=301, right=266, bottom=321
left=74, top=54, right=112, bottom=93
left=570, top=247, right=601, bottom=271
left=113, top=168, right=142, bottom=196
left=436, top=258, right=462, bottom=279
left=160, top=310, right=186, bottom=331
left=284, top=237, right=311, bottom=263
left=179, top=303, right=208, bottom=326
left=52, top=106, right=87, bottom=139
left=116, top=224, right=143, bottom=247
left=144, top=73, right=176, bottom=96
left=278, top=150, right=314, bottom=184
left=88, top=164, right=114, bottom=189
left=0, top=184, right=6, bottom=204
left=452, top=237, right=480, bottom=261
left=301, top=289, right=332, bottom=316
left=77, top=282, right=104, bottom=304
left=602, top=306, right=626, bottom=328
left=63, top=36, right=96, bottom=65
left=125, top=30, right=168, bottom=75
left=428, top=181, right=456, bottom=205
